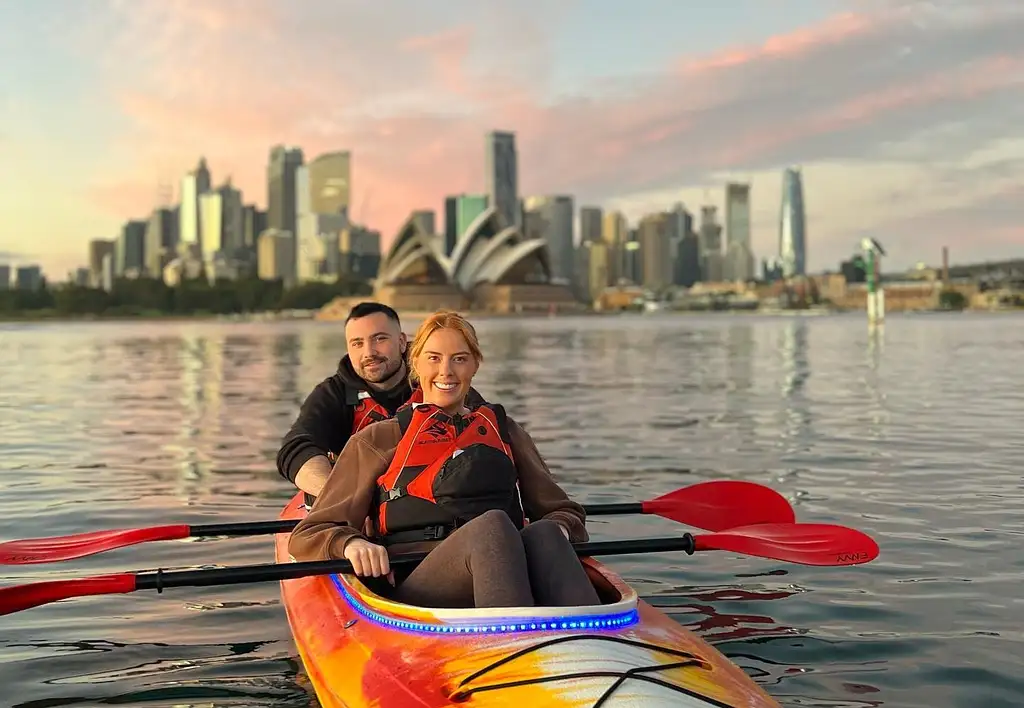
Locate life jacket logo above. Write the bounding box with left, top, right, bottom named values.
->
left=422, top=420, right=453, bottom=442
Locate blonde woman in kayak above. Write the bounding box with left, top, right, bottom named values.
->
left=288, top=309, right=602, bottom=609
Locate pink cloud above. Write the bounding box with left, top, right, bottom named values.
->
left=399, top=26, right=475, bottom=97
left=714, top=53, right=1024, bottom=166
left=812, top=55, right=1024, bottom=129
left=81, top=2, right=1024, bottom=253
left=991, top=225, right=1024, bottom=245
left=677, top=11, right=875, bottom=74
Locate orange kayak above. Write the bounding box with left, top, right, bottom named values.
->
left=275, top=492, right=780, bottom=707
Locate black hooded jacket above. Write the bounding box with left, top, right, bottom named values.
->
left=275, top=354, right=485, bottom=484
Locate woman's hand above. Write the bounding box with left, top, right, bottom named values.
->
left=343, top=537, right=393, bottom=584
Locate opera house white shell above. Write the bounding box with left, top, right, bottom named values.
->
left=376, top=207, right=552, bottom=291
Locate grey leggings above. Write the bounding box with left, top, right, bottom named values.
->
left=389, top=510, right=602, bottom=609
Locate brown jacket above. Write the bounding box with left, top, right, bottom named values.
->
left=288, top=415, right=588, bottom=562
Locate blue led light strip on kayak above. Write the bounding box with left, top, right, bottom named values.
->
left=330, top=574, right=640, bottom=635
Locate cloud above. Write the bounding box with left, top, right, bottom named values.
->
left=883, top=181, right=1024, bottom=260
left=70, top=0, right=1024, bottom=269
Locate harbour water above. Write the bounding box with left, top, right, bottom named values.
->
left=1, top=312, right=1022, bottom=707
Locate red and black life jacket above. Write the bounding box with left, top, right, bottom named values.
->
left=375, top=403, right=526, bottom=545
left=314, top=388, right=424, bottom=506
left=349, top=386, right=424, bottom=436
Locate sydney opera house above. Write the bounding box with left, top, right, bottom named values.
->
left=365, top=207, right=579, bottom=313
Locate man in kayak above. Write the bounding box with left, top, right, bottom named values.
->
left=289, top=309, right=601, bottom=609
left=276, top=302, right=411, bottom=501
left=276, top=302, right=484, bottom=504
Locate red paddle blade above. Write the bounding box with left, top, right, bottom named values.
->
left=694, top=523, right=879, bottom=566
left=0, top=525, right=190, bottom=565
left=0, top=573, right=138, bottom=616
left=642, top=480, right=796, bottom=531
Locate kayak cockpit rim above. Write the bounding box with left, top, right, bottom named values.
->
left=333, top=573, right=640, bottom=635
left=286, top=552, right=641, bottom=635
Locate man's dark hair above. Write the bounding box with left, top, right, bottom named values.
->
left=345, top=301, right=401, bottom=326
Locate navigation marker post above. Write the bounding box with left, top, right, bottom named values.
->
left=861, top=238, right=886, bottom=327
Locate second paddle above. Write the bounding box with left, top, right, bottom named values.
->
left=0, top=480, right=796, bottom=565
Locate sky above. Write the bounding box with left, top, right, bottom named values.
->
left=1, top=0, right=1023, bottom=279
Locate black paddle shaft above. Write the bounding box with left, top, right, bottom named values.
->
left=190, top=520, right=298, bottom=537
left=132, top=534, right=697, bottom=592
left=583, top=503, right=643, bottom=516
left=188, top=502, right=646, bottom=539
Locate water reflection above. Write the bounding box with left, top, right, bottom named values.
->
left=479, top=324, right=530, bottom=409
left=3, top=315, right=1024, bottom=708
left=178, top=334, right=216, bottom=484
left=725, top=323, right=755, bottom=394
left=270, top=333, right=303, bottom=404
left=649, top=582, right=804, bottom=644
left=863, top=326, right=890, bottom=444
left=866, top=326, right=884, bottom=371
left=780, top=319, right=810, bottom=398
left=774, top=320, right=813, bottom=468
left=723, top=324, right=757, bottom=456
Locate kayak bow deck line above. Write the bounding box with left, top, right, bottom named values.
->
left=274, top=492, right=782, bottom=707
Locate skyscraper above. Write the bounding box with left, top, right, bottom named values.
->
left=117, top=219, right=147, bottom=275
left=601, top=210, right=628, bottom=286
left=242, top=206, right=267, bottom=250
left=144, top=206, right=178, bottom=277
left=267, top=145, right=304, bottom=236
left=668, top=204, right=698, bottom=286
left=724, top=183, right=751, bottom=249
left=307, top=151, right=351, bottom=215
left=523, top=195, right=574, bottom=285
left=295, top=154, right=353, bottom=283
left=579, top=206, right=603, bottom=243
left=454, top=194, right=489, bottom=242
left=724, top=182, right=754, bottom=282
left=179, top=158, right=211, bottom=251
left=699, top=205, right=724, bottom=282
left=443, top=196, right=459, bottom=255
left=637, top=212, right=673, bottom=290
left=200, top=181, right=244, bottom=260
left=411, top=210, right=435, bottom=235
left=779, top=166, right=807, bottom=277
left=485, top=131, right=518, bottom=230
left=88, top=239, right=115, bottom=287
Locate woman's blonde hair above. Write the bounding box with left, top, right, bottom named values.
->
left=408, top=309, right=483, bottom=384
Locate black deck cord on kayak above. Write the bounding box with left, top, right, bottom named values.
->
left=447, top=634, right=738, bottom=708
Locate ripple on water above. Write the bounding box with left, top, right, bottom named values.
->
left=2, top=314, right=1024, bottom=707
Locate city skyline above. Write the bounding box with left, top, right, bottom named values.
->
left=2, top=0, right=1023, bottom=278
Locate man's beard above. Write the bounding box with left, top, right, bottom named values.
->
left=359, top=356, right=402, bottom=384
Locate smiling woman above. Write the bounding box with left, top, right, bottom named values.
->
left=288, top=309, right=602, bottom=610
left=407, top=309, right=483, bottom=412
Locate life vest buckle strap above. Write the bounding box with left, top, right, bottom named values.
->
left=380, top=524, right=455, bottom=546
left=421, top=524, right=449, bottom=540
left=384, top=487, right=406, bottom=502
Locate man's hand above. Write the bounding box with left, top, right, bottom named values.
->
left=294, top=455, right=332, bottom=498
